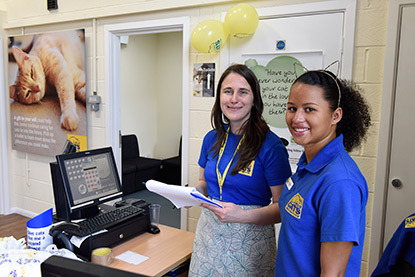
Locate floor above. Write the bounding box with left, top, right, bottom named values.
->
left=0, top=213, right=29, bottom=240
left=124, top=188, right=181, bottom=229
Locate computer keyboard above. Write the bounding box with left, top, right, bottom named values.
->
left=67, top=205, right=146, bottom=237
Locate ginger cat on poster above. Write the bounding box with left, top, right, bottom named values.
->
left=10, top=30, right=86, bottom=131
left=193, top=68, right=203, bottom=95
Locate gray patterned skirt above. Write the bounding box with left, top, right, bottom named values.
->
left=189, top=205, right=276, bottom=277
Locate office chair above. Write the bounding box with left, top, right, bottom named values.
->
left=121, top=134, right=162, bottom=194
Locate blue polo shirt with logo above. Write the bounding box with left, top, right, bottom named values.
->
left=371, top=213, right=415, bottom=276
left=275, top=135, right=368, bottom=276
left=199, top=129, right=291, bottom=206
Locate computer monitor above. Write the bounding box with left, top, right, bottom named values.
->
left=51, top=147, right=123, bottom=221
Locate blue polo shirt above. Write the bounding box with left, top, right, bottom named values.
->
left=275, top=135, right=368, bottom=276
left=198, top=129, right=291, bottom=206
left=372, top=213, right=415, bottom=276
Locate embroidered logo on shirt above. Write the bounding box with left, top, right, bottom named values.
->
left=405, top=215, right=415, bottom=228
left=239, top=160, right=255, bottom=176
left=285, top=193, right=304, bottom=219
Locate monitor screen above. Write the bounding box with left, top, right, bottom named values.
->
left=55, top=147, right=122, bottom=219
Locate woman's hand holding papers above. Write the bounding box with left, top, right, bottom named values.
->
left=184, top=168, right=209, bottom=209
left=201, top=202, right=246, bottom=223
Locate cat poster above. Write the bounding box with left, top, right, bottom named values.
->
left=192, top=63, right=215, bottom=97
left=8, top=29, right=87, bottom=156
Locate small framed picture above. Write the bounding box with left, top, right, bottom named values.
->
left=192, top=63, right=215, bottom=97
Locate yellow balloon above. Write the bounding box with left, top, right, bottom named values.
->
left=191, top=20, right=229, bottom=53
left=224, top=3, right=259, bottom=38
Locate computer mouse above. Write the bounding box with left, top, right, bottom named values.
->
left=147, top=224, right=160, bottom=234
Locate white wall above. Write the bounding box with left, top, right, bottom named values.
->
left=120, top=34, right=158, bottom=158
left=120, top=32, right=182, bottom=159
left=155, top=32, right=182, bottom=159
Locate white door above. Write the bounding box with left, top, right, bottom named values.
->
left=221, top=0, right=356, bottom=170
left=382, top=3, right=415, bottom=246
left=221, top=0, right=356, bottom=75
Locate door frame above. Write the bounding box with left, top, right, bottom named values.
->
left=104, top=17, right=190, bottom=230
left=369, top=0, right=415, bottom=273
left=0, top=37, right=10, bottom=215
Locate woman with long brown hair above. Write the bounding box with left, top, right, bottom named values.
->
left=189, top=64, right=291, bottom=276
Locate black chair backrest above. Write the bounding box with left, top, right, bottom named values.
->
left=122, top=134, right=140, bottom=159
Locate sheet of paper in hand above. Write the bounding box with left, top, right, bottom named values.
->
left=145, top=180, right=223, bottom=208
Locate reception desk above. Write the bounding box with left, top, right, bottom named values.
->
left=109, top=224, right=195, bottom=277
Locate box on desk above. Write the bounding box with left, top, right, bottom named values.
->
left=75, top=213, right=149, bottom=260
left=53, top=199, right=151, bottom=261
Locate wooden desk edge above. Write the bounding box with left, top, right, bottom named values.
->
left=110, top=224, right=195, bottom=277
left=153, top=252, right=191, bottom=277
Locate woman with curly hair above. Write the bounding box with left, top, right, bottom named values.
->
left=275, top=70, right=371, bottom=276
left=189, top=64, right=292, bottom=276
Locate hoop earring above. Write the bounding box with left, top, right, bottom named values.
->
left=222, top=113, right=229, bottom=124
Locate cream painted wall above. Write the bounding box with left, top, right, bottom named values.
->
left=0, top=0, right=388, bottom=276
left=120, top=32, right=182, bottom=159
left=120, top=34, right=159, bottom=158
left=350, top=2, right=388, bottom=275
left=155, top=32, right=182, bottom=159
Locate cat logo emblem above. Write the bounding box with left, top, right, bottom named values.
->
left=285, top=193, right=304, bottom=219
left=239, top=161, right=255, bottom=177
left=405, top=215, right=415, bottom=228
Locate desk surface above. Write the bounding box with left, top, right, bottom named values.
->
left=109, top=224, right=195, bottom=277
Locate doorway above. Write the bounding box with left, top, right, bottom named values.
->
left=120, top=32, right=182, bottom=228
left=104, top=17, right=190, bottom=229
left=120, top=33, right=182, bottom=161
left=370, top=0, right=415, bottom=272
left=381, top=3, right=415, bottom=247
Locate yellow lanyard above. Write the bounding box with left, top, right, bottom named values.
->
left=216, top=127, right=245, bottom=200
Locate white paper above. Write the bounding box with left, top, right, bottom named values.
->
left=115, top=250, right=149, bottom=265
left=69, top=229, right=108, bottom=248
left=145, top=180, right=222, bottom=208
